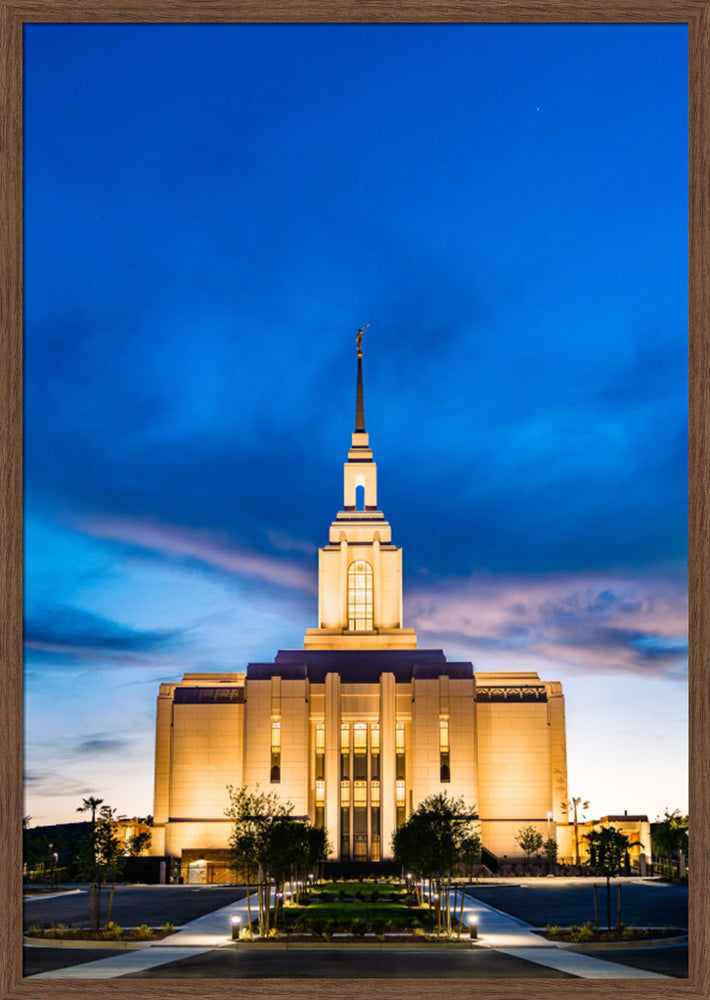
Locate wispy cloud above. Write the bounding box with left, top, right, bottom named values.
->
left=409, top=572, right=687, bottom=680
left=79, top=516, right=316, bottom=594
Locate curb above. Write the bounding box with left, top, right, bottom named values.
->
left=555, top=935, right=688, bottom=951
left=23, top=937, right=155, bottom=950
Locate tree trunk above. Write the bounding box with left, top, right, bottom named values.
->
left=606, top=875, right=611, bottom=931
left=95, top=882, right=102, bottom=934
left=246, top=869, right=252, bottom=938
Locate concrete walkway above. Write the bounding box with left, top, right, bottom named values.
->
left=28, top=892, right=257, bottom=978
left=460, top=891, right=669, bottom=979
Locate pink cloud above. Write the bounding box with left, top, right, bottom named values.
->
left=78, top=516, right=316, bottom=594
left=407, top=571, right=687, bottom=679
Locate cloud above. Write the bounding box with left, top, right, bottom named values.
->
left=408, top=571, right=687, bottom=680
left=73, top=738, right=129, bottom=756
left=24, top=605, right=186, bottom=664
left=78, top=515, right=316, bottom=594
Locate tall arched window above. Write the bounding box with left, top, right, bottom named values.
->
left=347, top=561, right=373, bottom=631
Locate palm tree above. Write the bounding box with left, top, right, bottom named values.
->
left=563, top=797, right=590, bottom=866
left=77, top=796, right=104, bottom=827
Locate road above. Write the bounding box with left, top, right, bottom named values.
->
left=23, top=885, right=247, bottom=930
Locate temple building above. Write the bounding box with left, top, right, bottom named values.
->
left=151, top=338, right=574, bottom=876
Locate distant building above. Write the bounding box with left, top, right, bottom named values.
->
left=151, top=345, right=573, bottom=878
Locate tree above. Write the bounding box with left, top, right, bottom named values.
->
left=562, top=797, right=590, bottom=866
left=653, top=809, right=688, bottom=869
left=543, top=837, right=558, bottom=874
left=585, top=825, right=639, bottom=929
left=392, top=793, right=479, bottom=936
left=225, top=785, right=327, bottom=937
left=127, top=830, right=152, bottom=857
left=76, top=796, right=105, bottom=827
left=74, top=802, right=125, bottom=932
left=515, top=826, right=543, bottom=869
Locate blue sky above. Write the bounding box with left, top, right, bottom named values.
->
left=24, top=23, right=688, bottom=827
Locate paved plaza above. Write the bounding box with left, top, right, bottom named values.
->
left=23, top=878, right=687, bottom=980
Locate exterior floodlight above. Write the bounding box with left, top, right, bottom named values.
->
left=468, top=914, right=478, bottom=940
left=231, top=914, right=241, bottom=940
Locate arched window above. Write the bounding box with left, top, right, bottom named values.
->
left=347, top=561, right=373, bottom=631
left=355, top=484, right=365, bottom=511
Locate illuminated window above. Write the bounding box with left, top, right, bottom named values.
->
left=395, top=780, right=406, bottom=806
left=370, top=781, right=380, bottom=804
left=315, top=779, right=325, bottom=805
left=315, top=722, right=325, bottom=780
left=347, top=561, right=373, bottom=631
left=341, top=723, right=350, bottom=753
left=440, top=717, right=450, bottom=783
left=271, top=719, right=281, bottom=783
left=395, top=779, right=406, bottom=828
left=354, top=781, right=367, bottom=807
left=371, top=722, right=380, bottom=779
left=395, top=722, right=405, bottom=780
left=340, top=780, right=350, bottom=806
left=354, top=723, right=367, bottom=752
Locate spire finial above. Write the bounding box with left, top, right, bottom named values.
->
left=355, top=323, right=370, bottom=432
left=356, top=322, right=370, bottom=359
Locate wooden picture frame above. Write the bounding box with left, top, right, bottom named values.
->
left=1, top=2, right=705, bottom=998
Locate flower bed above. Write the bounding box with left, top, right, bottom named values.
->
left=24, top=921, right=175, bottom=942
left=538, top=922, right=686, bottom=944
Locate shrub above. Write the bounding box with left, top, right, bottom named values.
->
left=371, top=889, right=380, bottom=902
left=160, top=922, right=175, bottom=934
left=546, top=924, right=561, bottom=938
left=131, top=924, right=153, bottom=940
left=351, top=918, right=366, bottom=937
left=26, top=923, right=42, bottom=937
left=372, top=918, right=386, bottom=937
left=103, top=922, right=124, bottom=940
left=47, top=923, right=67, bottom=938
left=577, top=922, right=597, bottom=942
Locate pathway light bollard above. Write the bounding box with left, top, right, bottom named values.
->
left=468, top=914, right=478, bottom=941
left=231, top=914, right=241, bottom=941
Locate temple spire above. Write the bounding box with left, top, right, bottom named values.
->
left=355, top=323, right=370, bottom=432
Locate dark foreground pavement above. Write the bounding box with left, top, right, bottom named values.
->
left=23, top=885, right=246, bottom=930
left=568, top=945, right=688, bottom=979
left=120, top=947, right=574, bottom=979
left=23, top=947, right=124, bottom=977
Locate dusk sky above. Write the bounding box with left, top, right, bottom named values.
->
left=24, top=23, right=688, bottom=828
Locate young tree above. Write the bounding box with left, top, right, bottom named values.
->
left=653, top=809, right=688, bottom=870
left=562, top=797, right=590, bottom=866
left=543, top=837, right=558, bottom=874
left=392, top=793, right=479, bottom=935
left=74, top=803, right=125, bottom=932
left=127, top=830, right=152, bottom=856
left=515, top=826, right=543, bottom=869
left=585, top=825, right=639, bottom=929
left=225, top=785, right=326, bottom=936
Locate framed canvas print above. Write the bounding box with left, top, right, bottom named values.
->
left=1, top=3, right=707, bottom=1000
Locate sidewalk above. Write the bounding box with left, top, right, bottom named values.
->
left=28, top=892, right=257, bottom=979
left=460, top=891, right=669, bottom=979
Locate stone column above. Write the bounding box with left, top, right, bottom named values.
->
left=324, top=672, right=341, bottom=860
left=373, top=534, right=381, bottom=628
left=339, top=535, right=348, bottom=627
left=380, top=672, right=396, bottom=860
